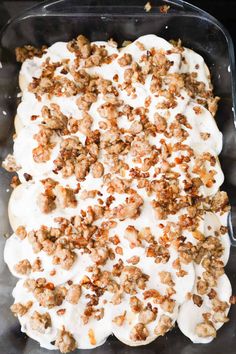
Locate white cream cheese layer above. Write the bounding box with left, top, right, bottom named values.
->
left=4, top=34, right=231, bottom=350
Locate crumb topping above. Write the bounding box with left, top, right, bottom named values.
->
left=3, top=33, right=231, bottom=352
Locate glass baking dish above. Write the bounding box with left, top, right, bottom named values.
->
left=0, top=0, right=236, bottom=353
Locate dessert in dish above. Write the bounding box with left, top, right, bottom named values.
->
left=2, top=34, right=232, bottom=352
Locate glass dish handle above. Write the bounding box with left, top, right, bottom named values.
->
left=18, top=0, right=213, bottom=17
left=228, top=209, right=236, bottom=247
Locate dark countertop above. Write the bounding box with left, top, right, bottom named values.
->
left=0, top=0, right=236, bottom=49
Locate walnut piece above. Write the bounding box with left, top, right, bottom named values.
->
left=211, top=191, right=229, bottom=212
left=108, top=193, right=143, bottom=220
left=15, top=225, right=27, bottom=240
left=37, top=193, right=56, bottom=214
left=30, top=311, right=51, bottom=333
left=11, top=301, right=33, bottom=317
left=91, top=161, right=104, bottom=178
left=130, top=323, right=149, bottom=342
left=66, top=284, right=81, bottom=304
left=54, top=185, right=77, bottom=208
left=34, top=286, right=66, bottom=309
left=55, top=328, right=77, bottom=353
left=118, top=53, right=132, bottom=67
left=195, top=322, right=216, bottom=338
left=138, top=308, right=157, bottom=324
left=154, top=113, right=167, bottom=133
left=53, top=244, right=76, bottom=270
left=124, top=225, right=141, bottom=248
left=15, top=45, right=47, bottom=62
left=159, top=271, right=174, bottom=286
left=160, top=298, right=175, bottom=313
left=14, top=259, right=31, bottom=275
left=41, top=104, right=68, bottom=131
left=154, top=314, right=172, bottom=336
left=67, top=34, right=91, bottom=59
left=2, top=154, right=20, bottom=172
left=130, top=296, right=143, bottom=313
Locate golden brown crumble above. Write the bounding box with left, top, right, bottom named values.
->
left=14, top=259, right=32, bottom=275
left=154, top=314, right=173, bottom=336
left=130, top=323, right=149, bottom=341
left=55, top=328, right=77, bottom=353
left=11, top=301, right=33, bottom=317
left=15, top=45, right=47, bottom=62
left=30, top=311, right=51, bottom=333
left=195, top=321, right=216, bottom=338
left=66, top=284, right=81, bottom=304
left=2, top=32, right=231, bottom=352
left=2, top=154, right=20, bottom=172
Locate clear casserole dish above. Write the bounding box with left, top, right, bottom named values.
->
left=0, top=0, right=236, bottom=353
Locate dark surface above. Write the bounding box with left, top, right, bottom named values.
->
left=0, top=1, right=236, bottom=354
left=0, top=0, right=236, bottom=46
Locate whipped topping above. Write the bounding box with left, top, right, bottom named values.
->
left=3, top=34, right=231, bottom=352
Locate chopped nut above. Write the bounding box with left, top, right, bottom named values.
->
left=55, top=328, right=77, bottom=353
left=14, top=259, right=31, bottom=275
left=53, top=244, right=76, bottom=270
left=130, top=296, right=143, bottom=313
left=212, top=311, right=229, bottom=323
left=154, top=113, right=167, bottom=132
left=23, top=173, right=32, bottom=181
left=67, top=35, right=91, bottom=59
left=195, top=322, right=216, bottom=338
left=32, top=258, right=43, bottom=272
left=211, top=191, right=229, bottom=212
left=66, top=284, right=81, bottom=304
left=91, top=161, right=104, bottom=178
left=10, top=175, right=21, bottom=189
left=124, top=225, right=141, bottom=248
left=197, top=280, right=208, bottom=295
left=111, top=292, right=122, bottom=305
left=154, top=314, right=172, bottom=336
left=30, top=311, right=51, bottom=333
left=128, top=121, right=143, bottom=135
left=11, top=301, right=33, bottom=317
left=90, top=247, right=108, bottom=265
left=54, top=185, right=77, bottom=208
left=37, top=193, right=56, bottom=214
left=118, top=53, right=132, bottom=67
left=109, top=193, right=143, bottom=220
left=138, top=308, right=157, bottom=324
left=15, top=45, right=47, bottom=62
left=130, top=323, right=149, bottom=341
left=159, top=5, right=170, bottom=13
left=208, top=288, right=217, bottom=300
left=41, top=104, right=68, bottom=131
left=80, top=189, right=98, bottom=200
left=2, top=154, right=20, bottom=172
left=57, top=309, right=66, bottom=316
left=34, top=285, right=66, bottom=309
left=127, top=256, right=140, bottom=265
left=208, top=96, right=220, bottom=117
left=192, top=294, right=203, bottom=307
left=121, top=266, right=149, bottom=294
left=160, top=298, right=175, bottom=313
left=15, top=225, right=27, bottom=240
left=159, top=271, right=174, bottom=286
left=230, top=295, right=236, bottom=304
